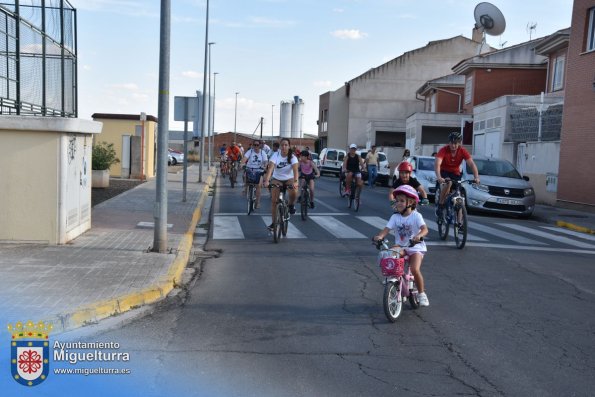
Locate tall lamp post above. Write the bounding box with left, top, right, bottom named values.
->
left=234, top=92, right=239, bottom=142
left=199, top=0, right=210, bottom=182
left=212, top=72, right=218, bottom=162
left=207, top=41, right=215, bottom=169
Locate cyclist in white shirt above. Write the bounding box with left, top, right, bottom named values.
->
left=263, top=137, right=299, bottom=230
left=241, top=139, right=268, bottom=209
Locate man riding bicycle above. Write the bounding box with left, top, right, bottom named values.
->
left=241, top=139, right=268, bottom=209
left=434, top=131, right=480, bottom=216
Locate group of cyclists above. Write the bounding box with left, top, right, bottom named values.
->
left=218, top=131, right=481, bottom=308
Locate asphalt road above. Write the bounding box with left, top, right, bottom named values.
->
left=74, top=175, right=595, bottom=397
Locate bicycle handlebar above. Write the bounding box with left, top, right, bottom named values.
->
left=372, top=237, right=423, bottom=250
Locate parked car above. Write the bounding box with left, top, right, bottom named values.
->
left=168, top=148, right=184, bottom=165
left=168, top=154, right=174, bottom=166
left=393, top=155, right=437, bottom=200
left=310, top=152, right=320, bottom=168
left=356, top=149, right=390, bottom=186
left=319, top=148, right=346, bottom=177
left=462, top=156, right=535, bottom=218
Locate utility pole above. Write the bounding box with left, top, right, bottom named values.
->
left=153, top=0, right=170, bottom=253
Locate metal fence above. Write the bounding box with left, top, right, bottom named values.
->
left=0, top=0, right=76, bottom=117
left=509, top=96, right=563, bottom=142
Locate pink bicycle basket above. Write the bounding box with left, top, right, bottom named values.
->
left=380, top=257, right=405, bottom=277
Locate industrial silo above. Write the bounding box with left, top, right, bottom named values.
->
left=279, top=101, right=292, bottom=138
left=291, top=96, right=304, bottom=138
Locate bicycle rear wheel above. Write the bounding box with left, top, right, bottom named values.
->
left=383, top=280, right=402, bottom=322
left=454, top=204, right=468, bottom=249
left=300, top=189, right=308, bottom=221
left=339, top=179, right=346, bottom=197
left=408, top=277, right=420, bottom=309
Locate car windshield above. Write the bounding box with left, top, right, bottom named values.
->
left=378, top=153, right=387, bottom=162
left=470, top=159, right=522, bottom=179
left=417, top=158, right=434, bottom=170
left=311, top=153, right=319, bottom=160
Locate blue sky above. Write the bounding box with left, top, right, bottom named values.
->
left=74, top=0, right=573, bottom=136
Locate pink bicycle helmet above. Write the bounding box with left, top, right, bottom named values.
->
left=392, top=184, right=419, bottom=203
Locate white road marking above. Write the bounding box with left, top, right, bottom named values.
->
left=310, top=216, right=367, bottom=239
left=213, top=216, right=245, bottom=239
left=498, top=223, right=595, bottom=249
left=425, top=221, right=487, bottom=241
left=261, top=216, right=307, bottom=238
left=540, top=226, right=595, bottom=242
left=472, top=223, right=546, bottom=245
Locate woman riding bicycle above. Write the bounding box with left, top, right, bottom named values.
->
left=374, top=185, right=430, bottom=307
left=263, top=137, right=299, bottom=230
left=343, top=143, right=365, bottom=196
left=241, top=139, right=268, bottom=209
left=434, top=131, right=480, bottom=217
left=298, top=150, right=320, bottom=209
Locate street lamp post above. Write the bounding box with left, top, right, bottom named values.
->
left=271, top=104, right=275, bottom=148
left=212, top=72, right=218, bottom=162
left=199, top=0, right=210, bottom=182
left=207, top=41, right=215, bottom=169
left=234, top=92, right=239, bottom=142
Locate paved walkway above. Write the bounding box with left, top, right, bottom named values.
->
left=1, top=167, right=594, bottom=334
left=0, top=164, right=215, bottom=333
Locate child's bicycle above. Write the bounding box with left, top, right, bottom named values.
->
left=298, top=175, right=317, bottom=221
left=435, top=179, right=472, bottom=249
left=373, top=237, right=423, bottom=322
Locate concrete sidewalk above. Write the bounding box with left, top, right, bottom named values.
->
left=0, top=164, right=215, bottom=333
left=532, top=203, right=595, bottom=235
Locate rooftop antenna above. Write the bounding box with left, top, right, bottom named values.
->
left=474, top=2, right=506, bottom=54
left=527, top=22, right=537, bottom=40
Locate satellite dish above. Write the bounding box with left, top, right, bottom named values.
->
left=474, top=2, right=506, bottom=36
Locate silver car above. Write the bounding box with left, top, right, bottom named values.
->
left=462, top=157, right=535, bottom=218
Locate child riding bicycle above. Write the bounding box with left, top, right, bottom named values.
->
left=298, top=150, right=320, bottom=209
left=374, top=185, right=430, bottom=306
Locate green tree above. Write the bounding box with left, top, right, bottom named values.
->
left=92, top=141, right=120, bottom=170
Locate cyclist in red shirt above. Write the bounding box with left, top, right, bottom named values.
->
left=434, top=131, right=480, bottom=214
left=226, top=142, right=242, bottom=162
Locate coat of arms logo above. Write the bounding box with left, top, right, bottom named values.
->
left=7, top=320, right=53, bottom=387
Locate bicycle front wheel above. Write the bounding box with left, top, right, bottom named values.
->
left=437, top=207, right=449, bottom=241
left=454, top=204, right=468, bottom=249
left=282, top=204, right=289, bottom=236
left=354, top=187, right=360, bottom=212
left=383, top=280, right=402, bottom=322
left=230, top=168, right=236, bottom=188
left=247, top=185, right=255, bottom=215
left=300, top=190, right=308, bottom=221
left=273, top=204, right=283, bottom=243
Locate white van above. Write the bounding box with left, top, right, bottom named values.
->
left=356, top=149, right=390, bottom=186
left=319, top=148, right=346, bottom=177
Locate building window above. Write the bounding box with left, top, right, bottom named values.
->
left=588, top=7, right=595, bottom=52
left=551, top=55, right=565, bottom=91
left=464, top=76, right=473, bottom=104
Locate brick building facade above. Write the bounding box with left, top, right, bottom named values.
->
left=558, top=0, right=595, bottom=207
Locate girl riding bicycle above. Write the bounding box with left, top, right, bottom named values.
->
left=298, top=151, right=320, bottom=209
left=374, top=185, right=430, bottom=306
left=263, top=137, right=299, bottom=230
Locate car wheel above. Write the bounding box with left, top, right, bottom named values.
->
left=172, top=158, right=177, bottom=165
